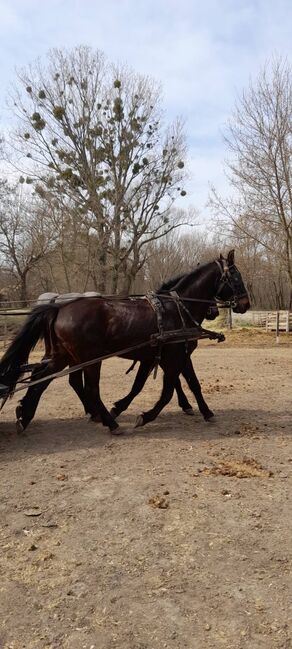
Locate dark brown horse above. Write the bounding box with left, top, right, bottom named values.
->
left=0, top=250, right=250, bottom=434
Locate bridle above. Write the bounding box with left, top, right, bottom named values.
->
left=214, top=259, right=247, bottom=309
left=166, top=259, right=243, bottom=329
left=159, top=259, right=247, bottom=311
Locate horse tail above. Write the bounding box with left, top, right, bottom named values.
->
left=0, top=303, right=59, bottom=394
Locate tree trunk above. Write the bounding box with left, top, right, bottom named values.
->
left=97, top=247, right=107, bottom=293
left=111, top=265, right=119, bottom=294
left=111, top=204, right=121, bottom=294
left=19, top=272, right=28, bottom=305
left=121, top=262, right=139, bottom=294
left=95, top=215, right=109, bottom=293
left=121, top=272, right=133, bottom=295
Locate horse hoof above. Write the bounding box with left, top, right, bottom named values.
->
left=204, top=411, right=214, bottom=421
left=111, top=426, right=125, bottom=436
left=134, top=414, right=145, bottom=428
left=16, top=419, right=24, bottom=435
left=183, top=408, right=194, bottom=416
left=110, top=408, right=118, bottom=419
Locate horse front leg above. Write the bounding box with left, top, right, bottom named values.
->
left=68, top=369, right=97, bottom=417
left=175, top=376, right=194, bottom=415
left=135, top=366, right=179, bottom=428
left=111, top=360, right=154, bottom=419
left=182, top=357, right=214, bottom=421
left=69, top=370, right=86, bottom=413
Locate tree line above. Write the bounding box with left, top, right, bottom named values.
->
left=0, top=48, right=292, bottom=309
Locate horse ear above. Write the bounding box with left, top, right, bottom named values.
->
left=219, top=253, right=224, bottom=260
left=227, top=249, right=235, bottom=265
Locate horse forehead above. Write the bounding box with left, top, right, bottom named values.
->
left=231, top=264, right=243, bottom=278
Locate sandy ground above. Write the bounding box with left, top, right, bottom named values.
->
left=0, top=331, right=291, bottom=649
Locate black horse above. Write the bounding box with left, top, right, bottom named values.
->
left=0, top=250, right=250, bottom=434
left=67, top=275, right=219, bottom=422
left=110, top=282, right=219, bottom=423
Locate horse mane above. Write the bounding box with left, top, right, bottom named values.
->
left=157, top=272, right=187, bottom=292
left=157, top=261, right=216, bottom=293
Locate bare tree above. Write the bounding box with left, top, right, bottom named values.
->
left=211, top=57, right=292, bottom=306
left=9, top=46, right=187, bottom=293
left=0, top=181, right=54, bottom=303
left=143, top=223, right=219, bottom=290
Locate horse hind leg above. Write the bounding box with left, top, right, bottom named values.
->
left=83, top=365, right=124, bottom=434
left=16, top=355, right=67, bottom=433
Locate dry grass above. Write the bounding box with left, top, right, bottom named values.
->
left=202, top=327, right=292, bottom=348
left=200, top=457, right=274, bottom=478
left=148, top=495, right=170, bottom=509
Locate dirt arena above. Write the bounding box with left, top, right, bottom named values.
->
left=0, top=330, right=291, bottom=649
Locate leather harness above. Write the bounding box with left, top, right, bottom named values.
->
left=146, top=291, right=203, bottom=378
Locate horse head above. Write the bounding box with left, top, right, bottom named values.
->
left=216, top=250, right=250, bottom=314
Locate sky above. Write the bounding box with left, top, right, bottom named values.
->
left=0, top=0, right=292, bottom=219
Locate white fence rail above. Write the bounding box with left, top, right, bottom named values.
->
left=232, top=310, right=292, bottom=331
left=265, top=311, right=292, bottom=332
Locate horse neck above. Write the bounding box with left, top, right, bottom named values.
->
left=175, top=263, right=220, bottom=321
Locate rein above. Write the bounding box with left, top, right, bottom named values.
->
left=2, top=326, right=223, bottom=399
left=157, top=294, right=230, bottom=306
left=50, top=293, right=236, bottom=307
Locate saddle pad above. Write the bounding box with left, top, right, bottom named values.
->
left=36, top=291, right=101, bottom=305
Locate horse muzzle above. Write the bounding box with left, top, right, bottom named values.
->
left=232, top=295, right=250, bottom=314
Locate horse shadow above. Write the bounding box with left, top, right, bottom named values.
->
left=0, top=405, right=290, bottom=463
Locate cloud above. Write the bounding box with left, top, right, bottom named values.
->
left=0, top=0, right=292, bottom=211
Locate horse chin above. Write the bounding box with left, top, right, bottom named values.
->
left=233, top=298, right=250, bottom=314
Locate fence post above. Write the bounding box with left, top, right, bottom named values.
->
left=286, top=310, right=290, bottom=332
left=3, top=314, right=8, bottom=350
left=228, top=306, right=232, bottom=329
left=276, top=310, right=280, bottom=344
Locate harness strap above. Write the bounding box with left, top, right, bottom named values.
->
left=146, top=292, right=164, bottom=378
left=169, top=290, right=200, bottom=328
left=169, top=291, right=187, bottom=329
left=169, top=289, right=211, bottom=356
